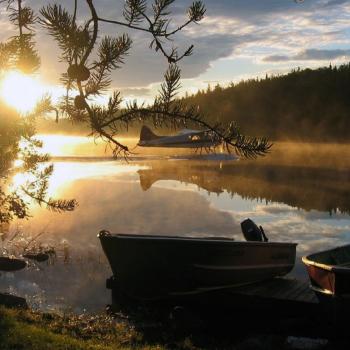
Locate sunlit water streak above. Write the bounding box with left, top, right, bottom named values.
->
left=1, top=135, right=349, bottom=313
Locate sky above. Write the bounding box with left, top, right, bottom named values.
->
left=1, top=0, right=350, bottom=104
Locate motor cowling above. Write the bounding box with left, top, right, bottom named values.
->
left=241, top=218, right=268, bottom=242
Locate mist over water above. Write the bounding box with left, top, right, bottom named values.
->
left=1, top=135, right=349, bottom=312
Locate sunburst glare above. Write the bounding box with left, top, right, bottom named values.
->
left=0, top=71, right=46, bottom=113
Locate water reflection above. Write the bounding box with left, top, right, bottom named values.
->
left=17, top=169, right=238, bottom=246
left=138, top=156, right=350, bottom=215
left=1, top=137, right=350, bottom=312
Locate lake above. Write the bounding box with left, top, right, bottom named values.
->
left=1, top=135, right=350, bottom=313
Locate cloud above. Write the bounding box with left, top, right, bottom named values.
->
left=120, top=87, right=153, bottom=97
left=2, top=0, right=350, bottom=90
left=258, top=204, right=299, bottom=215
left=192, top=0, right=315, bottom=20
left=324, top=0, right=350, bottom=6
left=106, top=31, right=254, bottom=87
left=263, top=48, right=350, bottom=62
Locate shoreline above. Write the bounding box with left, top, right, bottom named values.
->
left=0, top=307, right=336, bottom=350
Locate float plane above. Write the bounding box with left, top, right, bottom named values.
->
left=138, top=125, right=221, bottom=149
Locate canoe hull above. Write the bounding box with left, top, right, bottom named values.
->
left=99, top=233, right=296, bottom=300
left=302, top=244, right=350, bottom=296
left=303, top=244, right=350, bottom=323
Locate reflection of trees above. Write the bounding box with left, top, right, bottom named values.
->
left=138, top=159, right=350, bottom=215
left=138, top=163, right=224, bottom=194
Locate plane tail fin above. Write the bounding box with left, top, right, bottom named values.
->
left=139, top=126, right=161, bottom=142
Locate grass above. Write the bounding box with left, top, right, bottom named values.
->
left=0, top=304, right=338, bottom=350
left=0, top=307, right=165, bottom=350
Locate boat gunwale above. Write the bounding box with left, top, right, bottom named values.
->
left=98, top=233, right=297, bottom=247
left=302, top=244, right=350, bottom=273
left=302, top=256, right=334, bottom=272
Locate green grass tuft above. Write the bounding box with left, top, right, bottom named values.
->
left=0, top=307, right=164, bottom=350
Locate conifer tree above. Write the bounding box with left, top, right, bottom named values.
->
left=0, top=0, right=76, bottom=224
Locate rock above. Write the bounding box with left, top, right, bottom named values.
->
left=286, top=336, right=328, bottom=349
left=169, top=306, right=203, bottom=331
left=23, top=253, right=49, bottom=262
left=0, top=256, right=27, bottom=272
left=235, top=335, right=285, bottom=350
left=0, top=292, right=28, bottom=309
left=236, top=337, right=265, bottom=350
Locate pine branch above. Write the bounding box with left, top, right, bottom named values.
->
left=159, top=64, right=181, bottom=107
left=187, top=1, right=206, bottom=22
left=85, top=34, right=132, bottom=97
left=40, top=4, right=91, bottom=62
left=38, top=0, right=271, bottom=160
left=46, top=198, right=77, bottom=212
left=96, top=0, right=205, bottom=63
left=40, top=4, right=75, bottom=58
left=96, top=35, right=132, bottom=71
left=96, top=99, right=272, bottom=159
left=0, top=1, right=40, bottom=73
left=8, top=4, right=36, bottom=30
left=123, top=0, right=147, bottom=25
left=21, top=187, right=77, bottom=213
left=81, top=0, right=98, bottom=66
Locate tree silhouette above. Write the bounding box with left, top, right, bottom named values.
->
left=181, top=64, right=350, bottom=142
left=0, top=0, right=76, bottom=224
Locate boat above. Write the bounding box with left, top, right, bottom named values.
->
left=0, top=256, right=27, bottom=272
left=138, top=125, right=221, bottom=149
left=99, top=228, right=297, bottom=301
left=302, top=245, right=350, bottom=317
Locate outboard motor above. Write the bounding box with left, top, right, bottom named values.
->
left=241, top=218, right=268, bottom=242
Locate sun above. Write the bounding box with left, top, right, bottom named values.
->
left=0, top=71, right=46, bottom=114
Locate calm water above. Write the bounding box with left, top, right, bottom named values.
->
left=1, top=135, right=350, bottom=312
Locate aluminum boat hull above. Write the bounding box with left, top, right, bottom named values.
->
left=302, top=244, right=350, bottom=322
left=99, top=233, right=296, bottom=300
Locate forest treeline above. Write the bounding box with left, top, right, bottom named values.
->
left=182, top=64, right=350, bottom=141
left=39, top=64, right=350, bottom=141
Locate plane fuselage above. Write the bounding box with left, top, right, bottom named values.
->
left=138, top=131, right=220, bottom=148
